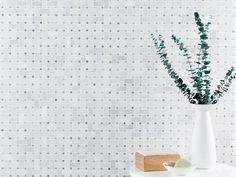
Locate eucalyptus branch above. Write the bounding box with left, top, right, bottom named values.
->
left=171, top=35, right=196, bottom=82
left=211, top=67, right=236, bottom=104
left=151, top=34, right=196, bottom=103
left=194, top=12, right=212, bottom=104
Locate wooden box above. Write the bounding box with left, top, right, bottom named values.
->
left=135, top=151, right=180, bottom=171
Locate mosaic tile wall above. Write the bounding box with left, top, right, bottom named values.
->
left=0, top=0, right=236, bottom=176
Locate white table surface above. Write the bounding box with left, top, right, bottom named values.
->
left=130, top=163, right=236, bottom=177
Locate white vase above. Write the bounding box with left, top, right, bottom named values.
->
left=191, top=104, right=217, bottom=169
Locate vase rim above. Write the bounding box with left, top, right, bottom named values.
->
left=189, top=103, right=216, bottom=108
left=192, top=104, right=212, bottom=106
left=191, top=104, right=212, bottom=111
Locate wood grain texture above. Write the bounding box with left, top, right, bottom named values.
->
left=135, top=152, right=180, bottom=171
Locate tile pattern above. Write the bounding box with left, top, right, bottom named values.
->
left=0, top=0, right=236, bottom=176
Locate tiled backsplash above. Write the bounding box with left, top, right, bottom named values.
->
left=0, top=0, right=236, bottom=176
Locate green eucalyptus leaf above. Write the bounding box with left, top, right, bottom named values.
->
left=197, top=21, right=204, bottom=27
left=201, top=65, right=207, bottom=70
left=194, top=12, right=200, bottom=18
left=204, top=70, right=211, bottom=74
left=198, top=27, right=204, bottom=32
left=200, top=34, right=208, bottom=39
left=204, top=61, right=211, bottom=65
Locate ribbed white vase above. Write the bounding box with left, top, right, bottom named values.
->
left=191, top=104, right=217, bottom=169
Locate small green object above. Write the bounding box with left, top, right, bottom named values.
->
left=175, top=159, right=192, bottom=168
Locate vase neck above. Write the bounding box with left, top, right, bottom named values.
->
left=195, top=105, right=212, bottom=112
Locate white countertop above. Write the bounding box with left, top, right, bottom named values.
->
left=130, top=163, right=236, bottom=177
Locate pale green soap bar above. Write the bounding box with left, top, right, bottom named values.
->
left=174, top=159, right=192, bottom=167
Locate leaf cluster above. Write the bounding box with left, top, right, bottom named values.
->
left=151, top=12, right=236, bottom=104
